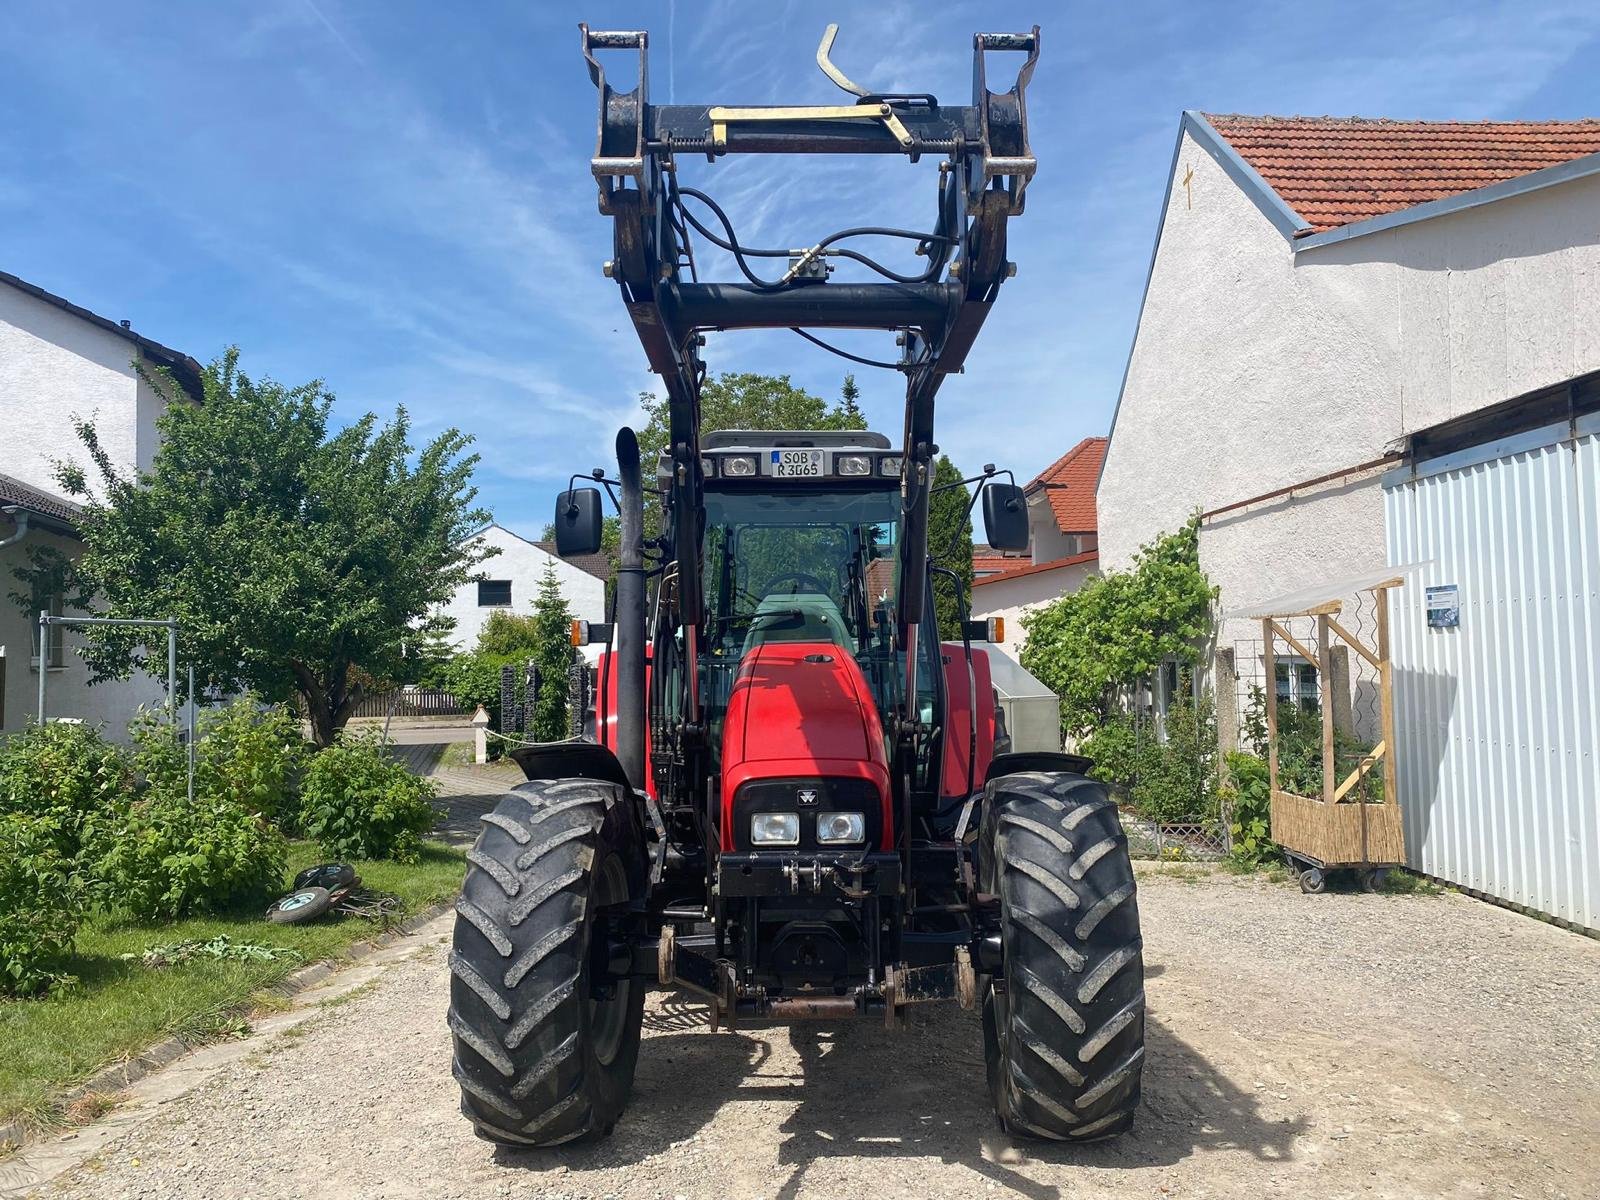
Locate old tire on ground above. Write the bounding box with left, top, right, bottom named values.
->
left=448, top=778, right=646, bottom=1147
left=979, top=771, right=1145, bottom=1141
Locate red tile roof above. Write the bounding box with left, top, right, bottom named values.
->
left=971, top=549, right=1098, bottom=589
left=1026, top=436, right=1106, bottom=535
left=973, top=553, right=1028, bottom=576
left=1204, top=115, right=1600, bottom=233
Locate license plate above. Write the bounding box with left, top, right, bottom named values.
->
left=772, top=449, right=823, bottom=478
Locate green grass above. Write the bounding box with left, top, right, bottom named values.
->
left=0, top=839, right=464, bottom=1129
left=438, top=740, right=476, bottom=769
left=1378, top=869, right=1445, bottom=896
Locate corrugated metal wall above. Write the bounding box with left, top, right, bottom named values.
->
left=1384, top=416, right=1599, bottom=931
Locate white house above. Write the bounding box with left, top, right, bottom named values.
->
left=440, top=523, right=610, bottom=652
left=1099, top=113, right=1600, bottom=930
left=970, top=436, right=1105, bottom=662
left=0, top=269, right=204, bottom=737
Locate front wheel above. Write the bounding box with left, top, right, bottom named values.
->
left=980, top=771, right=1145, bottom=1141
left=448, top=778, right=646, bottom=1147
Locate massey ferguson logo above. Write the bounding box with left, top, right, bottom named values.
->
left=797, top=788, right=819, bottom=806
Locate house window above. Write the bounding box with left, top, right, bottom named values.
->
left=30, top=582, right=65, bottom=669
left=1275, top=658, right=1319, bottom=712
left=477, top=580, right=512, bottom=607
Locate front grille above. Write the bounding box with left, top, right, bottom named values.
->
left=732, top=776, right=883, bottom=851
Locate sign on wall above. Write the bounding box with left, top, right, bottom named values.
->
left=1425, top=584, right=1460, bottom=629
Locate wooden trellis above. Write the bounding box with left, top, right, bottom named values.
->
left=1257, top=578, right=1406, bottom=877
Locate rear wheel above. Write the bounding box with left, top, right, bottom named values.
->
left=980, top=771, right=1145, bottom=1140
left=448, top=778, right=646, bottom=1147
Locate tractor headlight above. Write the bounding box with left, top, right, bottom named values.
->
left=879, top=456, right=903, bottom=476
left=816, top=812, right=866, bottom=845
left=721, top=455, right=757, bottom=478
left=751, top=812, right=800, bottom=846
left=836, top=454, right=871, bottom=476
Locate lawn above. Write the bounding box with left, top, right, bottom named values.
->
left=0, top=839, right=464, bottom=1130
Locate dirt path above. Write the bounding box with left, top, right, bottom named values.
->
left=25, top=867, right=1600, bottom=1200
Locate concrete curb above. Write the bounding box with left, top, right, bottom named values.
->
left=0, top=897, right=456, bottom=1154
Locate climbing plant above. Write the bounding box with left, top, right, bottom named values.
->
left=1020, top=517, right=1214, bottom=738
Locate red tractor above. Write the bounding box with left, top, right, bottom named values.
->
left=448, top=24, right=1145, bottom=1146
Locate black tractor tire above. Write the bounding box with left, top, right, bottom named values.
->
left=448, top=778, right=646, bottom=1148
left=979, top=771, right=1145, bottom=1141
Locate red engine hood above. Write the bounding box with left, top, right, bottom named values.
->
left=720, top=641, right=891, bottom=849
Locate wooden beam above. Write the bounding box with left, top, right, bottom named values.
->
left=1267, top=619, right=1320, bottom=667
left=1318, top=614, right=1334, bottom=805
left=1326, top=615, right=1381, bottom=669
left=1376, top=586, right=1400, bottom=842
left=1333, top=741, right=1386, bottom=801
left=1253, top=598, right=1345, bottom=619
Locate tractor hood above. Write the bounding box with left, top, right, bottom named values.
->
left=720, top=641, right=891, bottom=849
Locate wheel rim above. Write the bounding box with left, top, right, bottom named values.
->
left=587, top=854, right=632, bottom=1068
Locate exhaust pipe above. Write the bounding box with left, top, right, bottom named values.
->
left=614, top=428, right=647, bottom=792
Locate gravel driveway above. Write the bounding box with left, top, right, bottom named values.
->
left=26, top=866, right=1600, bottom=1200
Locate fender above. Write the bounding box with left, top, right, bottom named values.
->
left=940, top=642, right=996, bottom=800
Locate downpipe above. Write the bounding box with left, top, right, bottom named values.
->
left=614, top=428, right=647, bottom=791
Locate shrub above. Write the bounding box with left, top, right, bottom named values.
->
left=299, top=731, right=437, bottom=863
left=1082, top=697, right=1218, bottom=822
left=1130, top=698, right=1218, bottom=822
left=1224, top=750, right=1276, bottom=866
left=0, top=721, right=132, bottom=860
left=445, top=649, right=516, bottom=728
left=0, top=812, right=83, bottom=995
left=90, top=778, right=288, bottom=920
left=83, top=717, right=288, bottom=919
left=191, top=698, right=310, bottom=831
left=1080, top=714, right=1149, bottom=795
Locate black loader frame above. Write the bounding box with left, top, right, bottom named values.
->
left=447, top=24, right=1147, bottom=1149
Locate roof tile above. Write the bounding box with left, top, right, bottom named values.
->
left=1204, top=115, right=1600, bottom=232
left=1025, top=436, right=1107, bottom=535
left=0, top=472, right=81, bottom=525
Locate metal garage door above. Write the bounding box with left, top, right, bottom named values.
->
left=1384, top=413, right=1599, bottom=931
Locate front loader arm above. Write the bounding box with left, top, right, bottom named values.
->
left=579, top=22, right=1038, bottom=724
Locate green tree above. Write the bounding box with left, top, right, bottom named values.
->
left=928, top=455, right=975, bottom=641
left=475, top=609, right=542, bottom=658
left=59, top=348, right=489, bottom=747
left=636, top=371, right=868, bottom=530
left=1020, top=518, right=1215, bottom=738
left=839, top=373, right=864, bottom=425
left=530, top=560, right=575, bottom=740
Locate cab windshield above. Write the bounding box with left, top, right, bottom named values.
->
left=701, top=486, right=902, bottom=719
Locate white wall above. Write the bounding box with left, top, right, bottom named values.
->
left=0, top=281, right=146, bottom=496
left=1099, top=129, right=1600, bottom=588
left=969, top=558, right=1098, bottom=663
left=0, top=527, right=170, bottom=740
left=439, top=524, right=607, bottom=652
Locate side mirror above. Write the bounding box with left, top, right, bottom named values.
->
left=981, top=482, right=1029, bottom=552
left=554, top=487, right=604, bottom=557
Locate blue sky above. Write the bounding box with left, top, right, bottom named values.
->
left=4, top=1, right=1597, bottom=534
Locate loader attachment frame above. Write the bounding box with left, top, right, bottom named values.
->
left=579, top=22, right=1038, bottom=732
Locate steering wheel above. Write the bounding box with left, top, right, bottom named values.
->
left=764, top=572, right=829, bottom=596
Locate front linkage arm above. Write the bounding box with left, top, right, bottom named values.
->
left=580, top=22, right=1038, bottom=727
